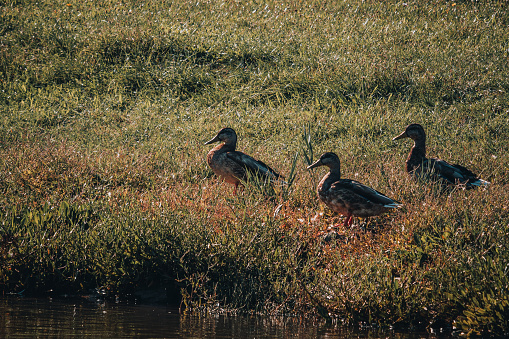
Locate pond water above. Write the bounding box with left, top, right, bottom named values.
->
left=0, top=296, right=443, bottom=338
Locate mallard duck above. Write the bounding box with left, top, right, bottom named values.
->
left=392, top=123, right=490, bottom=188
left=205, top=127, right=284, bottom=195
left=307, top=152, right=401, bottom=227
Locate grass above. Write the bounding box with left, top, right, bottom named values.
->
left=1, top=0, right=509, bottom=336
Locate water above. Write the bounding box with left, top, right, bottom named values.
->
left=0, top=296, right=442, bottom=338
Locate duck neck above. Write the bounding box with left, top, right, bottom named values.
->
left=406, top=138, right=426, bottom=172
left=319, top=166, right=341, bottom=192
left=219, top=139, right=237, bottom=152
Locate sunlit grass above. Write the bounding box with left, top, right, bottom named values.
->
left=1, top=0, right=508, bottom=336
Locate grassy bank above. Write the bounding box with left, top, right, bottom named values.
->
left=1, top=0, right=509, bottom=336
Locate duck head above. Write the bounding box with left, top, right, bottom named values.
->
left=205, top=127, right=237, bottom=145
left=392, top=123, right=426, bottom=142
left=307, top=152, right=341, bottom=170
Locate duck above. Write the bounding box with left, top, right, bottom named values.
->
left=307, top=152, right=401, bottom=227
left=392, top=123, right=490, bottom=188
left=205, top=127, right=284, bottom=195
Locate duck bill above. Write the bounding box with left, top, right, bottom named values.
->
left=307, top=159, right=323, bottom=170
left=204, top=135, right=220, bottom=145
left=392, top=131, right=408, bottom=141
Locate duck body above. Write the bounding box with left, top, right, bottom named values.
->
left=205, top=128, right=283, bottom=194
left=393, top=124, right=489, bottom=188
left=308, top=152, right=401, bottom=227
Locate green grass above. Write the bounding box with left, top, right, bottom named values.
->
left=1, top=0, right=509, bottom=336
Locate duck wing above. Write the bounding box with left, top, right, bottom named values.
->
left=226, top=151, right=284, bottom=181
left=331, top=179, right=401, bottom=208
left=425, top=158, right=488, bottom=187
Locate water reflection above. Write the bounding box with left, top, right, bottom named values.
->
left=0, top=296, right=438, bottom=338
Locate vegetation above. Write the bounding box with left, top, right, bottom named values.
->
left=1, top=0, right=508, bottom=336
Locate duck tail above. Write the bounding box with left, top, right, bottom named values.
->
left=384, top=201, right=403, bottom=209
left=469, top=178, right=490, bottom=188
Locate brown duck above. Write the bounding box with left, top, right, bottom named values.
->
left=307, top=152, right=401, bottom=227
left=393, top=124, right=490, bottom=188
left=205, top=127, right=284, bottom=194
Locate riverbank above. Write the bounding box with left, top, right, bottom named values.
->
left=1, top=1, right=508, bottom=336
